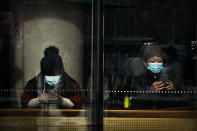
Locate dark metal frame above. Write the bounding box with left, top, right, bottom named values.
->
left=88, top=0, right=104, bottom=131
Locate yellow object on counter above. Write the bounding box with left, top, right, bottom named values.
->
left=124, top=94, right=129, bottom=108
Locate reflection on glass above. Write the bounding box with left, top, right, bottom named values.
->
left=104, top=0, right=197, bottom=110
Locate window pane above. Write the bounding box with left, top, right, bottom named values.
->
left=103, top=0, right=197, bottom=130
left=104, top=0, right=197, bottom=110
left=0, top=0, right=93, bottom=130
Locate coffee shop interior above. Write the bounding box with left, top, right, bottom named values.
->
left=0, top=0, right=197, bottom=131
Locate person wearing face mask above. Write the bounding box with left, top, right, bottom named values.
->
left=133, top=43, right=175, bottom=92
left=21, top=46, right=83, bottom=108
left=130, top=43, right=175, bottom=93
left=128, top=43, right=188, bottom=108
left=143, top=57, right=175, bottom=91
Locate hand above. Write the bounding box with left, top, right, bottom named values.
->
left=151, top=81, right=165, bottom=91
left=47, top=93, right=62, bottom=104
left=39, top=93, right=50, bottom=104
left=39, top=93, right=62, bottom=104
left=165, top=80, right=175, bottom=90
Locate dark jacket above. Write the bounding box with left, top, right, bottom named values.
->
left=133, top=69, right=175, bottom=92
left=21, top=72, right=83, bottom=108
left=131, top=68, right=185, bottom=108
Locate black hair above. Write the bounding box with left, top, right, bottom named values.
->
left=41, top=46, right=64, bottom=76
left=140, top=43, right=163, bottom=62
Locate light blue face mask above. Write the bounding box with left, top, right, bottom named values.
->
left=45, top=76, right=61, bottom=86
left=147, top=63, right=163, bottom=74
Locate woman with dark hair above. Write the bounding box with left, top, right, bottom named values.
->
left=21, top=46, right=83, bottom=108
left=133, top=44, right=175, bottom=92
left=128, top=43, right=188, bottom=108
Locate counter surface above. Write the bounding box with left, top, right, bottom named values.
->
left=0, top=109, right=197, bottom=118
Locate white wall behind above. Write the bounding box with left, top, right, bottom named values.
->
left=11, top=2, right=85, bottom=107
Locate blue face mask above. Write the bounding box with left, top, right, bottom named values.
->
left=45, top=76, right=61, bottom=86
left=147, top=63, right=163, bottom=74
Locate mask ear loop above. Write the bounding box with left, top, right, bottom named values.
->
left=54, top=76, right=62, bottom=92
left=42, top=76, right=46, bottom=93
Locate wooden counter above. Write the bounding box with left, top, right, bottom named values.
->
left=0, top=109, right=197, bottom=131
left=0, top=109, right=197, bottom=118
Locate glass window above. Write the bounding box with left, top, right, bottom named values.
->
left=103, top=1, right=197, bottom=130
left=0, top=0, right=93, bottom=130
left=0, top=0, right=197, bottom=131
left=104, top=0, right=197, bottom=110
